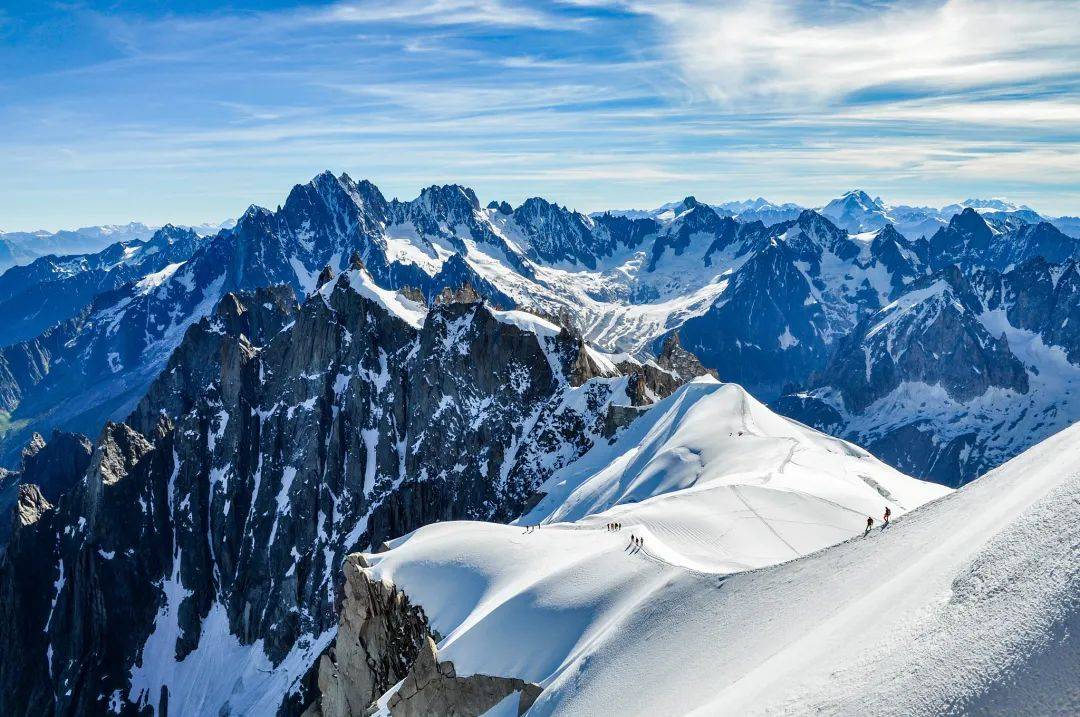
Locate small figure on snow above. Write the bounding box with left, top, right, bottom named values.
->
left=865, top=516, right=874, bottom=535
left=882, top=506, right=892, bottom=526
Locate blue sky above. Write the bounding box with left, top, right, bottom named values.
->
left=1, top=0, right=1077, bottom=230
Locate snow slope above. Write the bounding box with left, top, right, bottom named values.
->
left=362, top=384, right=1078, bottom=716
left=520, top=378, right=945, bottom=573
left=360, top=380, right=980, bottom=712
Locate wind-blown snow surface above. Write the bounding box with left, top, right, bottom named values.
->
left=361, top=382, right=957, bottom=711
left=363, top=392, right=1079, bottom=716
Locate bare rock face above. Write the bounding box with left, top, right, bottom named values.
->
left=12, top=484, right=51, bottom=529
left=387, top=636, right=541, bottom=717
left=433, top=281, right=482, bottom=306
left=18, top=431, right=93, bottom=503
left=616, top=334, right=716, bottom=407
left=655, top=331, right=718, bottom=382
left=316, top=555, right=429, bottom=717
left=311, top=556, right=540, bottom=717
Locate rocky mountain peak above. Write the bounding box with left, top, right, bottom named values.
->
left=316, top=264, right=336, bottom=290
left=87, top=421, right=154, bottom=488
left=335, top=173, right=389, bottom=218
left=148, top=223, right=200, bottom=246
left=512, top=197, right=595, bottom=267
left=20, top=431, right=92, bottom=502
left=874, top=223, right=903, bottom=244
left=951, top=206, right=993, bottom=234
left=657, top=331, right=718, bottom=381
left=415, top=184, right=480, bottom=221
left=235, top=205, right=277, bottom=238
left=19, top=432, right=45, bottom=464
left=0, top=429, right=92, bottom=546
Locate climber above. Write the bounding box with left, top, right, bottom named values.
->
left=865, top=516, right=874, bottom=534
left=883, top=506, right=892, bottom=526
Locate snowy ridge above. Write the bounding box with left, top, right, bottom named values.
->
left=322, top=266, right=427, bottom=329
left=359, top=399, right=1080, bottom=716
left=361, top=380, right=948, bottom=692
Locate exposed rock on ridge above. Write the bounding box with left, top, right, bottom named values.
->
left=308, top=554, right=540, bottom=717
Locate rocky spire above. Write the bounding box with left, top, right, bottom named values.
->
left=657, top=331, right=718, bottom=381
left=349, top=251, right=366, bottom=272
left=316, top=264, right=336, bottom=290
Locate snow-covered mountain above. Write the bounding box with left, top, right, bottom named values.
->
left=317, top=403, right=1078, bottom=716
left=597, top=196, right=802, bottom=227
left=0, top=221, right=231, bottom=272
left=775, top=251, right=1080, bottom=487
left=603, top=191, right=1079, bottom=240
left=0, top=225, right=202, bottom=347
left=717, top=197, right=804, bottom=225
left=820, top=189, right=892, bottom=232
left=0, top=172, right=1075, bottom=489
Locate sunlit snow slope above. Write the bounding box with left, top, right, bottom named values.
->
left=520, top=378, right=947, bottom=573
left=360, top=380, right=989, bottom=715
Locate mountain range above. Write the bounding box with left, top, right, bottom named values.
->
left=0, top=220, right=233, bottom=272
left=0, top=170, right=1077, bottom=715
left=0, top=173, right=1076, bottom=489
left=601, top=189, right=1080, bottom=241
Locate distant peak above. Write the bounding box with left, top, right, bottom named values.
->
left=952, top=207, right=990, bottom=229
left=418, top=184, right=480, bottom=213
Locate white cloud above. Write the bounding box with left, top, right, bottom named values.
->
left=624, top=0, right=1078, bottom=107
left=836, top=98, right=1080, bottom=126
left=312, top=0, right=575, bottom=29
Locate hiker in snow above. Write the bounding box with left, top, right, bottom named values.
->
left=883, top=507, right=892, bottom=526
left=865, top=516, right=874, bottom=534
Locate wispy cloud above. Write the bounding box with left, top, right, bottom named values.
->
left=311, top=0, right=578, bottom=29
left=0, top=0, right=1076, bottom=230
left=621, top=0, right=1078, bottom=107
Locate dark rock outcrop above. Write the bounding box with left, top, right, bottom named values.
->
left=308, top=555, right=540, bottom=717
left=0, top=430, right=93, bottom=547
